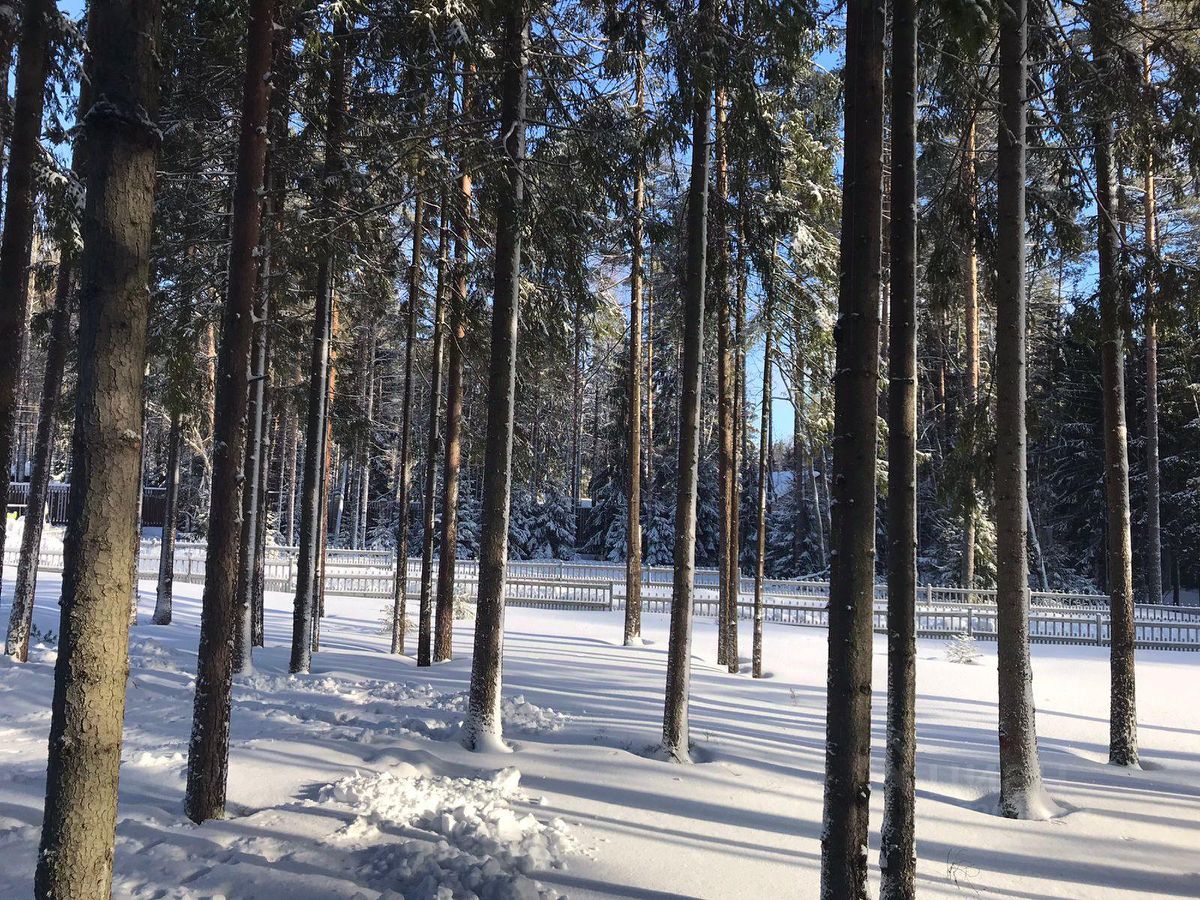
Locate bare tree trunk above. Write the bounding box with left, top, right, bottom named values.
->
left=1141, top=1, right=1161, bottom=604
left=662, top=0, right=713, bottom=765
left=645, top=269, right=655, bottom=523
left=252, top=386, right=273, bottom=646
left=820, top=2, right=884, bottom=896
left=571, top=293, right=582, bottom=534
left=0, top=0, right=52, bottom=586
left=153, top=407, right=182, bottom=624
left=752, top=249, right=774, bottom=679
left=624, top=36, right=645, bottom=647
left=290, top=16, right=348, bottom=674
left=880, top=2, right=918, bottom=893
left=1094, top=103, right=1138, bottom=768
left=714, top=87, right=734, bottom=670
left=994, top=0, right=1052, bottom=820
left=6, top=252, right=73, bottom=660
left=462, top=0, right=526, bottom=751
left=314, top=308, right=339, bottom=648
left=35, top=3, right=163, bottom=892
left=186, top=0, right=276, bottom=824
left=435, top=61, right=474, bottom=663
left=286, top=389, right=299, bottom=544
left=417, top=198, right=450, bottom=667
left=729, top=210, right=746, bottom=671
left=961, top=118, right=979, bottom=587
left=391, top=192, right=423, bottom=655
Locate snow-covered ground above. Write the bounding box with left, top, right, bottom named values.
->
left=1, top=571, right=1199, bottom=898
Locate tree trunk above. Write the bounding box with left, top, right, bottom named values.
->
left=752, top=249, right=774, bottom=679
left=462, top=0, right=526, bottom=751
left=35, top=3, right=163, bottom=893
left=714, top=87, right=734, bottom=670
left=6, top=252, right=73, bottom=660
left=391, top=192, right=423, bottom=655
left=290, top=17, right=348, bottom=673
left=961, top=118, right=979, bottom=587
left=0, top=0, right=52, bottom=586
left=435, top=61, right=474, bottom=663
left=153, top=407, right=182, bottom=624
left=880, top=2, right=918, bottom=893
left=820, top=2, right=884, bottom=896
left=624, top=39, right=645, bottom=647
left=185, top=0, right=276, bottom=824
left=1141, top=2, right=1161, bottom=605
left=314, top=306, right=340, bottom=646
left=1094, top=106, right=1138, bottom=768
left=417, top=197, right=449, bottom=667
left=252, top=387, right=273, bottom=646
left=286, top=392, right=299, bottom=544
left=662, top=0, right=713, bottom=765
left=994, top=0, right=1053, bottom=820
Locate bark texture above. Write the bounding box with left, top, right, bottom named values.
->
left=462, top=0, right=527, bottom=751
left=880, top=1, right=918, bottom=893
left=820, top=2, right=884, bottom=896
left=35, top=2, right=163, bottom=893
left=185, top=0, right=276, bottom=824
left=662, top=0, right=713, bottom=765
left=994, top=0, right=1052, bottom=819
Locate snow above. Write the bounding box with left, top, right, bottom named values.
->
left=2, top=568, right=1199, bottom=897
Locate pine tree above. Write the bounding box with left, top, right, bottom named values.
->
left=0, top=0, right=53, bottom=585
left=820, top=1, right=884, bottom=895
left=462, top=0, right=528, bottom=752
left=880, top=0, right=918, bottom=893
left=185, top=0, right=276, bottom=824
left=35, top=1, right=164, bottom=892
left=994, top=0, right=1053, bottom=821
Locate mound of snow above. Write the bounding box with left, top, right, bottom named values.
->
left=433, top=692, right=569, bottom=735
left=323, top=765, right=574, bottom=899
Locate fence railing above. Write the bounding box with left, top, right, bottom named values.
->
left=7, top=543, right=1197, bottom=650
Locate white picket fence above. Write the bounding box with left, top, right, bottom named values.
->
left=7, top=543, right=1198, bottom=650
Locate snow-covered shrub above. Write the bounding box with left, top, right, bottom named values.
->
left=946, top=630, right=982, bottom=665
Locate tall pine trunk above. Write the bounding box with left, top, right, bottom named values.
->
left=820, top=2, right=884, bottom=895
left=391, top=192, right=423, bottom=654
left=662, top=0, right=713, bottom=764
left=462, top=0, right=527, bottom=751
left=417, top=198, right=449, bottom=667
left=880, top=1, right=918, bottom=893
left=1094, top=120, right=1138, bottom=768
left=35, top=2, right=163, bottom=892
left=1089, top=0, right=1138, bottom=768
left=714, top=88, right=734, bottom=669
left=960, top=118, right=979, bottom=588
left=0, top=0, right=52, bottom=585
left=6, top=252, right=73, bottom=660
left=435, top=61, right=474, bottom=663
left=751, top=250, right=774, bottom=679
left=994, top=0, right=1053, bottom=819
left=185, top=0, right=276, bottom=824
left=624, top=37, right=645, bottom=647
left=290, top=17, right=348, bottom=672
left=1141, top=0, right=1162, bottom=605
